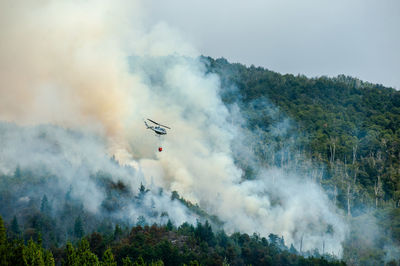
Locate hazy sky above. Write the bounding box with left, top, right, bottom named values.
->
left=144, top=0, right=400, bottom=89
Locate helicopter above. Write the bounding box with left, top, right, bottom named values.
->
left=144, top=119, right=171, bottom=152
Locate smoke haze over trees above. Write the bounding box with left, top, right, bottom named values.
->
left=0, top=0, right=399, bottom=265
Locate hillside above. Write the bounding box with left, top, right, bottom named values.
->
left=1, top=0, right=399, bottom=265
left=1, top=56, right=400, bottom=265
left=204, top=56, right=400, bottom=264
left=205, top=56, right=400, bottom=210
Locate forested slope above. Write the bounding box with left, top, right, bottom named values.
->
left=1, top=56, right=400, bottom=265
left=205, top=56, right=400, bottom=211
left=205, top=56, right=400, bottom=264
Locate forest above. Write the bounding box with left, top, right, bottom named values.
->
left=1, top=56, right=400, bottom=265
left=205, top=56, right=400, bottom=264
left=0, top=213, right=346, bottom=265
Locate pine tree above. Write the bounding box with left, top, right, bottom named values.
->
left=166, top=219, right=174, bottom=231
left=41, top=195, right=51, bottom=214
left=66, top=242, right=78, bottom=266
left=139, top=183, right=146, bottom=194
left=122, top=256, right=133, bottom=266
left=14, top=165, right=21, bottom=178
left=133, top=256, right=145, bottom=266
left=113, top=224, right=123, bottom=241
left=101, top=248, right=117, bottom=266
left=171, top=191, right=180, bottom=201
left=8, top=240, right=25, bottom=265
left=43, top=250, right=55, bottom=266
left=136, top=216, right=146, bottom=227
left=77, top=239, right=99, bottom=265
left=74, top=216, right=84, bottom=239
left=0, top=216, right=6, bottom=245
left=11, top=215, right=21, bottom=238
left=0, top=216, right=8, bottom=265
left=23, top=239, right=45, bottom=266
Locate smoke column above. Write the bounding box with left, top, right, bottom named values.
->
left=0, top=0, right=347, bottom=254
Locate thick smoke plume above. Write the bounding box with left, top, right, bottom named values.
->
left=0, top=0, right=347, bottom=254
left=0, top=122, right=196, bottom=228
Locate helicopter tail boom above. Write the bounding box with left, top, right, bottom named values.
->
left=144, top=120, right=151, bottom=129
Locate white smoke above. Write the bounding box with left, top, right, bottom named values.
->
left=0, top=122, right=197, bottom=227
left=0, top=0, right=348, bottom=254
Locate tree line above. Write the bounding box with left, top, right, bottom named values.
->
left=1, top=215, right=345, bottom=266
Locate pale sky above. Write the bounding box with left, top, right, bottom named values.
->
left=144, top=0, right=400, bottom=89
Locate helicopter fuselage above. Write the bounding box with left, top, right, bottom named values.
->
left=144, top=119, right=169, bottom=136
left=153, top=126, right=167, bottom=135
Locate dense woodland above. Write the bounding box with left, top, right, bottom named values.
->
left=0, top=169, right=344, bottom=265
left=1, top=56, right=400, bottom=265
left=0, top=214, right=345, bottom=266
left=204, top=56, right=400, bottom=264
left=205, top=56, right=400, bottom=211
